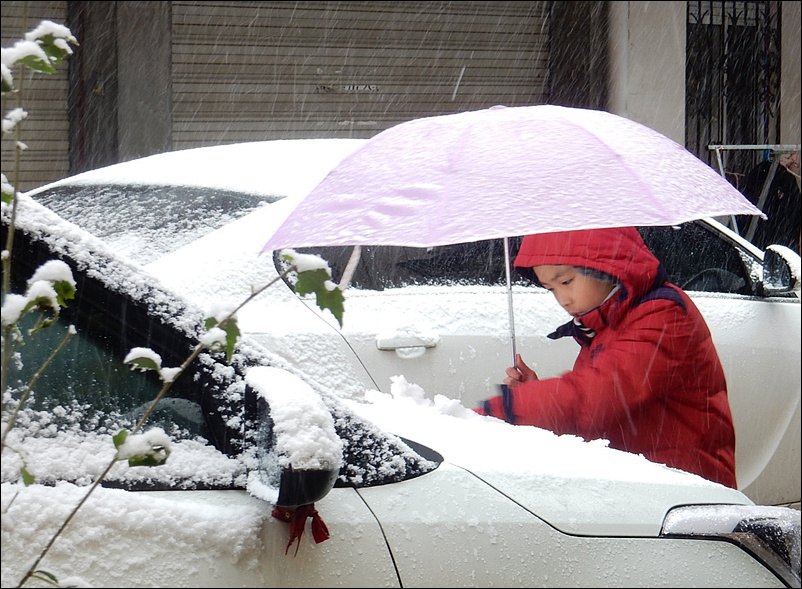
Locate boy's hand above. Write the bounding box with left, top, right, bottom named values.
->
left=504, top=354, right=539, bottom=387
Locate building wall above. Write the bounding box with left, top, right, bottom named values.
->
left=608, top=0, right=799, bottom=184
left=1, top=1, right=70, bottom=190
left=548, top=1, right=609, bottom=110
left=117, top=1, right=172, bottom=162
left=3, top=1, right=799, bottom=191
left=167, top=1, right=550, bottom=149
left=66, top=1, right=120, bottom=173
left=3, top=1, right=552, bottom=189
left=781, top=0, right=801, bottom=147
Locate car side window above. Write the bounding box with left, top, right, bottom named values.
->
left=9, top=306, right=208, bottom=441
left=281, top=223, right=755, bottom=296
left=5, top=212, right=440, bottom=492
left=3, top=224, right=244, bottom=490
left=279, top=238, right=526, bottom=291
left=282, top=222, right=758, bottom=295
left=638, top=222, right=752, bottom=294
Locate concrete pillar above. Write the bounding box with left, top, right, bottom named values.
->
left=117, top=1, right=172, bottom=161
left=607, top=1, right=686, bottom=143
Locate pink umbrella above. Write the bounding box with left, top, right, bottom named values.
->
left=263, top=104, right=763, bottom=250
left=262, top=105, right=764, bottom=361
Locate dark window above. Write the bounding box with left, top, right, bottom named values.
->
left=638, top=223, right=752, bottom=294
left=8, top=312, right=194, bottom=436
left=281, top=222, right=755, bottom=295
left=281, top=238, right=526, bottom=291
left=3, top=224, right=226, bottom=448
left=685, top=1, right=781, bottom=176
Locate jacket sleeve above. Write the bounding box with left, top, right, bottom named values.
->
left=478, top=298, right=714, bottom=435
left=474, top=385, right=516, bottom=421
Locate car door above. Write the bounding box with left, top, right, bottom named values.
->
left=283, top=239, right=578, bottom=407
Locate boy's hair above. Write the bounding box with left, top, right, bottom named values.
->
left=518, top=265, right=619, bottom=287
left=575, top=266, right=619, bottom=285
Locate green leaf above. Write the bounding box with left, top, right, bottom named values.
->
left=31, top=570, right=59, bottom=585
left=1, top=77, right=12, bottom=93
left=36, top=34, right=75, bottom=65
left=114, top=430, right=170, bottom=466
left=113, top=429, right=128, bottom=450
left=21, top=296, right=60, bottom=333
left=125, top=354, right=161, bottom=373
left=18, top=53, right=56, bottom=75
left=220, top=319, right=240, bottom=362
left=14, top=273, right=75, bottom=332
left=21, top=465, right=35, bottom=486
left=22, top=295, right=59, bottom=315
left=52, top=279, right=76, bottom=307
left=127, top=446, right=170, bottom=467
left=1, top=182, right=13, bottom=205
left=205, top=316, right=240, bottom=363
left=294, top=268, right=345, bottom=327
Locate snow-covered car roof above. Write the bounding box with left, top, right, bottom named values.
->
left=23, top=139, right=366, bottom=264
left=31, top=138, right=367, bottom=196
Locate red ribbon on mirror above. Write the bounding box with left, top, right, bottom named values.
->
left=272, top=503, right=330, bottom=555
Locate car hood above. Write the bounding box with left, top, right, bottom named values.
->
left=345, top=387, right=751, bottom=537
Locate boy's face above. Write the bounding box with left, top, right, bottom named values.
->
left=533, top=265, right=616, bottom=317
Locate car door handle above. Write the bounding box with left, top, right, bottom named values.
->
left=376, top=335, right=438, bottom=351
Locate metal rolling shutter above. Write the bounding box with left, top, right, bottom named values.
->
left=171, top=1, right=550, bottom=149
left=1, top=1, right=70, bottom=192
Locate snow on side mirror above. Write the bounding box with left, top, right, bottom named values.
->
left=762, top=245, right=801, bottom=295
left=244, top=366, right=343, bottom=508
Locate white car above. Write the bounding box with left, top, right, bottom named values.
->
left=24, top=138, right=802, bottom=511
left=3, top=158, right=801, bottom=586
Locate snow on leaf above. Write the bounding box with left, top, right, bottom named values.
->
left=123, top=347, right=162, bottom=373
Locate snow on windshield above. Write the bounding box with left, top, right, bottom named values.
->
left=24, top=139, right=366, bottom=264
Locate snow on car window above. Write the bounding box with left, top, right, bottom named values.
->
left=3, top=194, right=439, bottom=492
left=31, top=184, right=271, bottom=264
left=1, top=408, right=247, bottom=489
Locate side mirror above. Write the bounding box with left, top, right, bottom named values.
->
left=246, top=366, right=343, bottom=508
left=275, top=465, right=339, bottom=508
left=762, top=245, right=801, bottom=295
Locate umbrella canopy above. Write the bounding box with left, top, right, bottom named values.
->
left=262, top=104, right=764, bottom=252
left=262, top=105, right=765, bottom=366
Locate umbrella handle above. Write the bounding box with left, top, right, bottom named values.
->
left=504, top=237, right=517, bottom=366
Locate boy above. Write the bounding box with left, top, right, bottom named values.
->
left=475, top=226, right=737, bottom=488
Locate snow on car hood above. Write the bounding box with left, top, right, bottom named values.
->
left=345, top=376, right=753, bottom=537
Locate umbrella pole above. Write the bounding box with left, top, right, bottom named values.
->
left=503, top=237, right=517, bottom=366
left=339, top=246, right=361, bottom=290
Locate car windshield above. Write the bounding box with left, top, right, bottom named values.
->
left=31, top=184, right=274, bottom=264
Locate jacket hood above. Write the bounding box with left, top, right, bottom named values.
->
left=514, top=227, right=663, bottom=314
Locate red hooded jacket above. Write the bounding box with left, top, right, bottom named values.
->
left=480, top=227, right=737, bottom=488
